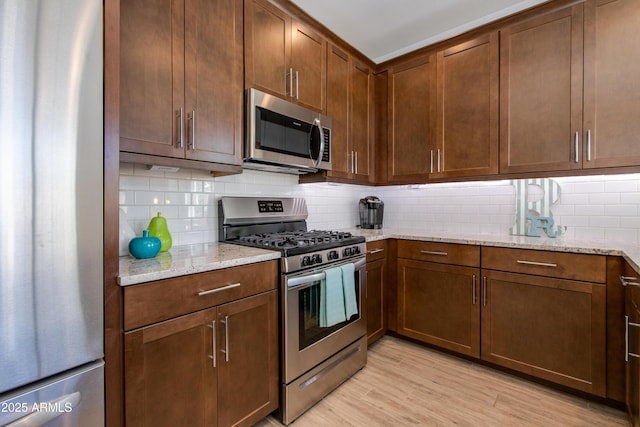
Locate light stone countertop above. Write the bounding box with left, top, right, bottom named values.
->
left=344, top=227, right=640, bottom=274
left=119, top=229, right=640, bottom=286
left=118, top=242, right=281, bottom=286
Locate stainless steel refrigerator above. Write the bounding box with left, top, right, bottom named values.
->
left=0, top=0, right=104, bottom=425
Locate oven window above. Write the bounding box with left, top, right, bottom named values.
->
left=298, top=278, right=360, bottom=351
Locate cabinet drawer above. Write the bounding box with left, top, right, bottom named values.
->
left=481, top=247, right=606, bottom=283
left=366, top=240, right=387, bottom=262
left=397, top=240, right=480, bottom=267
left=124, top=260, right=278, bottom=330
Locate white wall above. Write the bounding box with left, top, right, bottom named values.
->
left=119, top=162, right=640, bottom=246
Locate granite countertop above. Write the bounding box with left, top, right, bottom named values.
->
left=346, top=227, right=640, bottom=274
left=119, top=229, right=640, bottom=286
left=118, top=242, right=281, bottom=286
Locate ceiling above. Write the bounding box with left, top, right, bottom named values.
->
left=289, top=0, right=549, bottom=63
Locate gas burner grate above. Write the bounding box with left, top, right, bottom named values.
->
left=238, top=230, right=354, bottom=249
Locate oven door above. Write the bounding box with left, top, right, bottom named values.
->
left=282, top=257, right=366, bottom=384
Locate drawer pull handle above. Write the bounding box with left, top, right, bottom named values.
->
left=621, top=275, right=640, bottom=287
left=516, top=260, right=557, bottom=268
left=420, top=250, right=448, bottom=256
left=368, top=248, right=385, bottom=255
left=198, top=282, right=241, bottom=296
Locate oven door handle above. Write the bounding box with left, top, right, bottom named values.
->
left=287, top=272, right=326, bottom=289
left=286, top=258, right=366, bottom=289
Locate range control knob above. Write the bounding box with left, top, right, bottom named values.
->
left=312, top=254, right=322, bottom=264
left=328, top=250, right=339, bottom=260
left=343, top=247, right=352, bottom=256
left=302, top=256, right=312, bottom=266
left=353, top=246, right=361, bottom=255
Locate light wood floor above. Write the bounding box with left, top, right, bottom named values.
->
left=256, top=335, right=628, bottom=426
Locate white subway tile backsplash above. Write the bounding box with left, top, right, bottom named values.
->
left=589, top=216, right=620, bottom=228
left=605, top=228, right=638, bottom=243
left=150, top=177, right=179, bottom=192
left=572, top=182, right=605, bottom=193
left=135, top=191, right=165, bottom=205
left=165, top=192, right=192, bottom=205
left=119, top=162, right=640, bottom=247
left=120, top=175, right=149, bottom=191
left=605, top=180, right=638, bottom=192
left=588, top=192, right=621, bottom=205
left=605, top=204, right=638, bottom=216
left=574, top=205, right=605, bottom=216
left=621, top=217, right=640, bottom=229
left=178, top=179, right=203, bottom=193
left=621, top=193, right=640, bottom=204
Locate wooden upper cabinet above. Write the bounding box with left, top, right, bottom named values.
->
left=245, top=0, right=326, bottom=112
left=433, top=32, right=499, bottom=178
left=351, top=61, right=373, bottom=180
left=244, top=0, right=290, bottom=99
left=583, top=0, right=640, bottom=169
left=120, top=0, right=243, bottom=166
left=324, top=44, right=373, bottom=182
left=291, top=22, right=326, bottom=111
left=184, top=0, right=243, bottom=164
left=326, top=45, right=350, bottom=178
left=387, top=55, right=436, bottom=183
left=500, top=5, right=584, bottom=174
left=120, top=0, right=185, bottom=159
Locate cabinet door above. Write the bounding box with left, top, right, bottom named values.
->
left=482, top=270, right=606, bottom=396
left=583, top=0, right=640, bottom=169
left=351, top=61, right=373, bottom=180
left=434, top=32, right=498, bottom=178
left=244, top=0, right=290, bottom=97
left=291, top=22, right=325, bottom=111
left=326, top=45, right=351, bottom=179
left=124, top=309, right=217, bottom=427
left=397, top=259, right=480, bottom=357
left=366, top=257, right=386, bottom=345
left=184, top=0, right=242, bottom=165
left=217, top=291, right=278, bottom=427
left=500, top=6, right=584, bottom=174
left=120, top=0, right=185, bottom=158
left=388, top=55, right=436, bottom=183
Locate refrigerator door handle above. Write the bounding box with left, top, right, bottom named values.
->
left=5, top=392, right=81, bottom=427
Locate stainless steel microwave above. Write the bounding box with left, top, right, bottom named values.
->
left=244, top=88, right=332, bottom=174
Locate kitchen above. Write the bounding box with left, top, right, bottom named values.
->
left=3, top=0, right=640, bottom=425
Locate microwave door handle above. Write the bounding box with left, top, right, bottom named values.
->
left=311, top=117, right=324, bottom=167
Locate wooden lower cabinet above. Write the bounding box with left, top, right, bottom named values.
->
left=397, top=259, right=480, bottom=357
left=366, top=240, right=387, bottom=345
left=396, top=241, right=481, bottom=357
left=125, top=309, right=217, bottom=426
left=124, top=263, right=279, bottom=427
left=396, top=241, right=608, bottom=397
left=481, top=270, right=606, bottom=396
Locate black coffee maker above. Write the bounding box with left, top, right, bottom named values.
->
left=359, top=196, right=384, bottom=229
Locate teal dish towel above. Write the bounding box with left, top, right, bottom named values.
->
left=341, top=263, right=358, bottom=319
left=319, top=266, right=347, bottom=327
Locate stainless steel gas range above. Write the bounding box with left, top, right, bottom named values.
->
left=219, top=197, right=367, bottom=424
